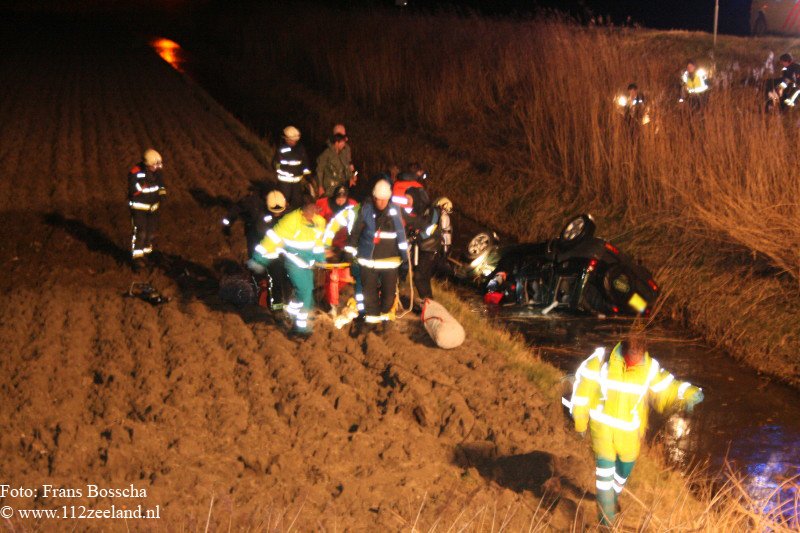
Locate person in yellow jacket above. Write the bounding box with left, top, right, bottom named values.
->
left=679, top=59, right=709, bottom=108
left=249, top=195, right=326, bottom=338
left=566, top=334, right=704, bottom=525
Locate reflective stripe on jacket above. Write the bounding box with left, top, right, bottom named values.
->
left=253, top=209, right=325, bottom=269
left=570, top=343, right=700, bottom=435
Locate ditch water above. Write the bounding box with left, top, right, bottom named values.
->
left=149, top=37, right=800, bottom=523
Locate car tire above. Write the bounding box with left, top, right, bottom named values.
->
left=557, top=214, right=596, bottom=250
left=753, top=14, right=766, bottom=36
left=466, top=231, right=497, bottom=260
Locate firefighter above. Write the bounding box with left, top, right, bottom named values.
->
left=403, top=188, right=442, bottom=304
left=679, top=60, right=709, bottom=108
left=222, top=188, right=287, bottom=256
left=391, top=163, right=427, bottom=215
left=434, top=196, right=453, bottom=269
left=333, top=123, right=357, bottom=187
left=317, top=185, right=358, bottom=315
left=566, top=333, right=704, bottom=525
left=316, top=133, right=353, bottom=198
left=345, top=180, right=408, bottom=336
left=128, top=148, right=167, bottom=267
left=273, top=125, right=312, bottom=210
left=778, top=53, right=800, bottom=107
left=249, top=195, right=326, bottom=338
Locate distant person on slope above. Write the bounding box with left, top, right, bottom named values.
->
left=777, top=53, right=800, bottom=107
left=273, top=125, right=312, bottom=210
left=566, top=332, right=704, bottom=525
left=127, top=148, right=167, bottom=269
left=678, top=60, right=709, bottom=109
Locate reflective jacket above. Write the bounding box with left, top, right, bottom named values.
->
left=127, top=163, right=165, bottom=210
left=569, top=343, right=700, bottom=436
left=346, top=201, right=408, bottom=268
left=253, top=209, right=325, bottom=269
left=391, top=176, right=425, bottom=213
left=317, top=197, right=358, bottom=249
left=681, top=71, right=708, bottom=95
left=273, top=143, right=311, bottom=184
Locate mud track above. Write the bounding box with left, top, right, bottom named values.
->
left=0, top=23, right=594, bottom=529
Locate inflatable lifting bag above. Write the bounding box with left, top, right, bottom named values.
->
left=421, top=299, right=466, bottom=349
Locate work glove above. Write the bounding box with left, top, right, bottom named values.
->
left=685, top=390, right=704, bottom=414
left=246, top=258, right=266, bottom=274
left=221, top=218, right=231, bottom=236
left=159, top=187, right=167, bottom=196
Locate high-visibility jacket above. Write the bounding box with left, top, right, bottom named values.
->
left=346, top=201, right=408, bottom=268
left=127, top=162, right=166, bottom=210
left=681, top=71, right=708, bottom=95
left=273, top=143, right=311, bottom=184
left=253, top=209, right=326, bottom=269
left=391, top=177, right=425, bottom=213
left=317, top=198, right=358, bottom=249
left=569, top=343, right=700, bottom=461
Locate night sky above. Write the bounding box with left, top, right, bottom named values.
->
left=379, top=0, right=754, bottom=35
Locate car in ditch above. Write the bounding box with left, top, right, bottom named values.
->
left=451, top=214, right=660, bottom=316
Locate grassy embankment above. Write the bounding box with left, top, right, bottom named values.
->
left=186, top=4, right=800, bottom=389
left=171, top=12, right=797, bottom=528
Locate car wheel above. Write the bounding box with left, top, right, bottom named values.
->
left=753, top=14, right=766, bottom=36
left=466, top=231, right=497, bottom=260
left=558, top=214, right=596, bottom=250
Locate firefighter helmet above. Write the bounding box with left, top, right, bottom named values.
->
left=266, top=190, right=286, bottom=214
left=283, top=126, right=301, bottom=141
left=372, top=179, right=392, bottom=200
left=143, top=149, right=162, bottom=167
left=435, top=197, right=453, bottom=214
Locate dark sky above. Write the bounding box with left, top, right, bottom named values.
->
left=398, top=0, right=753, bottom=34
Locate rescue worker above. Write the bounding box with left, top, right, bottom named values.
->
left=128, top=148, right=167, bottom=267
left=345, top=180, right=408, bottom=336
left=778, top=53, right=800, bottom=107
left=222, top=188, right=287, bottom=256
left=679, top=60, right=709, bottom=108
left=391, top=163, right=427, bottom=215
left=434, top=196, right=453, bottom=269
left=316, top=133, right=353, bottom=198
left=249, top=195, right=326, bottom=338
left=617, top=83, right=650, bottom=127
left=224, top=189, right=291, bottom=310
left=317, top=185, right=358, bottom=316
left=273, top=126, right=312, bottom=210
left=403, top=188, right=446, bottom=304
left=567, top=333, right=704, bottom=525
left=333, top=123, right=357, bottom=188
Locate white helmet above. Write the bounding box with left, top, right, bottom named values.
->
left=143, top=148, right=163, bottom=167
left=372, top=179, right=392, bottom=200
left=266, top=190, right=286, bottom=214
left=283, top=126, right=301, bottom=141
left=435, top=197, right=453, bottom=214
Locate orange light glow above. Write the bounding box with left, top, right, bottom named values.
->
left=150, top=38, right=184, bottom=72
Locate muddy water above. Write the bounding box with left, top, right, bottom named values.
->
left=149, top=37, right=799, bottom=520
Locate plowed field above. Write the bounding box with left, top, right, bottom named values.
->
left=0, top=22, right=595, bottom=530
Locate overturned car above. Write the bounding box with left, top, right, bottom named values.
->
left=452, top=214, right=659, bottom=316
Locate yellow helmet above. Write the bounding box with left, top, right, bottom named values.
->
left=435, top=197, right=453, bottom=213
left=143, top=148, right=163, bottom=167
left=266, top=190, right=286, bottom=214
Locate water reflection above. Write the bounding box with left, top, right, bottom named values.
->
left=150, top=37, right=184, bottom=72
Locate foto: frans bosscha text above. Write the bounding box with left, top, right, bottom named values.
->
left=1, top=484, right=148, bottom=499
